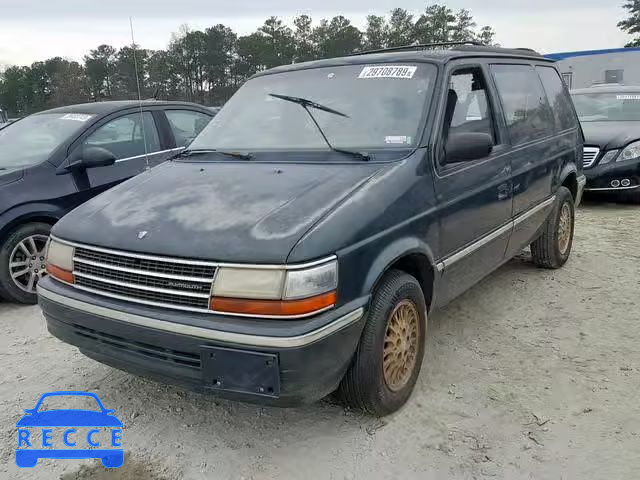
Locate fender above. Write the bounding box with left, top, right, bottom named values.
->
left=557, top=162, right=578, bottom=192
left=360, top=235, right=438, bottom=302
left=0, top=203, right=65, bottom=240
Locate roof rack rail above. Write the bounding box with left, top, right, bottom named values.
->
left=350, top=41, right=484, bottom=56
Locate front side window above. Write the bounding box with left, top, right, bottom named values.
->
left=491, top=64, right=554, bottom=145
left=165, top=110, right=212, bottom=148
left=572, top=92, right=640, bottom=122
left=444, top=67, right=495, bottom=141
left=82, top=112, right=160, bottom=160
left=189, top=63, right=436, bottom=155
left=536, top=66, right=578, bottom=132
left=0, top=113, right=90, bottom=169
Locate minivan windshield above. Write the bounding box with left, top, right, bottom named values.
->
left=572, top=92, right=640, bottom=122
left=0, top=112, right=92, bottom=169
left=188, top=63, right=436, bottom=154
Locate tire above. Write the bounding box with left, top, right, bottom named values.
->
left=337, top=270, right=427, bottom=416
left=530, top=186, right=574, bottom=269
left=0, top=222, right=52, bottom=304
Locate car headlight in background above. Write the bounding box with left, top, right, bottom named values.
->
left=618, top=141, right=640, bottom=163
left=598, top=150, right=620, bottom=165
left=211, top=258, right=337, bottom=317
left=45, top=239, right=75, bottom=284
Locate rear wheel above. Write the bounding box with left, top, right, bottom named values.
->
left=0, top=223, right=51, bottom=304
left=338, top=270, right=426, bottom=416
left=530, top=186, right=574, bottom=269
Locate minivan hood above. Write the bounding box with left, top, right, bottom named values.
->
left=53, top=160, right=386, bottom=263
left=581, top=121, right=640, bottom=150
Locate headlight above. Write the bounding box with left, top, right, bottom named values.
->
left=598, top=150, right=620, bottom=165
left=45, top=239, right=75, bottom=284
left=212, top=268, right=285, bottom=299
left=618, top=141, right=640, bottom=163
left=210, top=259, right=337, bottom=317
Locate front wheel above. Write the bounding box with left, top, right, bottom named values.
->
left=530, top=186, right=575, bottom=269
left=0, top=222, right=52, bottom=304
left=337, top=270, right=427, bottom=416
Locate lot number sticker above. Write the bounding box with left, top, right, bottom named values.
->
left=358, top=65, right=417, bottom=79
left=617, top=95, right=640, bottom=101
left=60, top=113, right=93, bottom=122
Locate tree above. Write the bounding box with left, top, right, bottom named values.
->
left=147, top=50, right=178, bottom=100
left=364, top=15, right=389, bottom=50
left=293, top=15, right=315, bottom=62
left=387, top=8, right=415, bottom=47
left=451, top=9, right=477, bottom=42
left=619, top=0, right=640, bottom=47
left=414, top=4, right=457, bottom=44
left=258, top=17, right=296, bottom=68
left=114, top=45, right=149, bottom=99
left=313, top=16, right=362, bottom=58
left=203, top=25, right=237, bottom=103
left=84, top=45, right=117, bottom=99
left=477, top=26, right=497, bottom=46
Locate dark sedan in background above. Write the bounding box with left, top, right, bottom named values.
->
left=0, top=100, right=213, bottom=304
left=572, top=85, right=640, bottom=202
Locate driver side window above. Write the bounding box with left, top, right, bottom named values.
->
left=82, top=112, right=160, bottom=161
left=444, top=67, right=495, bottom=142
left=440, top=66, right=497, bottom=167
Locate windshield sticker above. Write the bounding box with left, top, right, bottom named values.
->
left=616, top=95, right=640, bottom=101
left=385, top=135, right=412, bottom=145
left=358, top=65, right=417, bottom=79
left=60, top=113, right=93, bottom=122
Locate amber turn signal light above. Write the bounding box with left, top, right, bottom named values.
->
left=46, top=264, right=74, bottom=284
left=211, top=291, right=336, bottom=317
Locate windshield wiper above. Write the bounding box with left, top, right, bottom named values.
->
left=178, top=149, right=253, bottom=161
left=268, top=93, right=371, bottom=161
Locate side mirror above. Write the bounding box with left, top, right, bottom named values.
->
left=59, top=147, right=116, bottom=174
left=444, top=132, right=494, bottom=164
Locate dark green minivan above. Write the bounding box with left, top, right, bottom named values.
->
left=38, top=43, right=585, bottom=415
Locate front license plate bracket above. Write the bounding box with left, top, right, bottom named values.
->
left=200, top=346, right=280, bottom=397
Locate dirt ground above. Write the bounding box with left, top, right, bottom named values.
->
left=1, top=201, right=639, bottom=480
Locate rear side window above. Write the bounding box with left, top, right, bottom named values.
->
left=490, top=64, right=554, bottom=145
left=165, top=110, right=212, bottom=148
left=536, top=66, right=578, bottom=132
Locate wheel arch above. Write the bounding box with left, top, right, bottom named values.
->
left=0, top=207, right=61, bottom=243
left=362, top=237, right=437, bottom=312
left=558, top=164, right=578, bottom=201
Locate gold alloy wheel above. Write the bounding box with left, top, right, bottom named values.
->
left=383, top=299, right=420, bottom=392
left=557, top=202, right=572, bottom=255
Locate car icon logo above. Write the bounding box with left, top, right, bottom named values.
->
left=15, top=391, right=124, bottom=468
left=137, top=231, right=148, bottom=240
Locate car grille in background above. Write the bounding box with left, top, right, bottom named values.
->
left=583, top=147, right=600, bottom=168
left=73, top=246, right=216, bottom=312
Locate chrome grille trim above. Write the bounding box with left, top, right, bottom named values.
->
left=583, top=146, right=600, bottom=168
left=72, top=283, right=213, bottom=313
left=73, top=272, right=211, bottom=298
left=74, top=257, right=213, bottom=283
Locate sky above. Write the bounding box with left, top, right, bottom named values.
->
left=0, top=0, right=632, bottom=67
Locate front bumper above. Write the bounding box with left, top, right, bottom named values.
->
left=38, top=278, right=367, bottom=406
left=584, top=158, right=640, bottom=193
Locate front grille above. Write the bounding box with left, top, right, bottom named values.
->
left=72, top=245, right=216, bottom=312
left=583, top=147, right=600, bottom=168
left=75, top=248, right=216, bottom=279
left=73, top=323, right=201, bottom=368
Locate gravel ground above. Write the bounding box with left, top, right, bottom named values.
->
left=1, top=202, right=639, bottom=480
